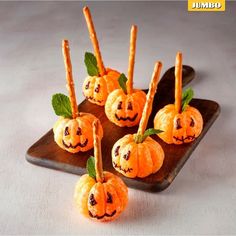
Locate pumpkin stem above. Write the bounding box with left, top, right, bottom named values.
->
left=83, top=6, right=106, bottom=76
left=62, top=40, right=79, bottom=119
left=127, top=25, right=137, bottom=95
left=93, top=120, right=104, bottom=183
left=137, top=61, right=162, bottom=136
left=175, top=52, right=182, bottom=114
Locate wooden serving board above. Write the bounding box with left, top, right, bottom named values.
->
left=26, top=66, right=220, bottom=192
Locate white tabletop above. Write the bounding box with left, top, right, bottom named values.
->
left=0, top=1, right=235, bottom=235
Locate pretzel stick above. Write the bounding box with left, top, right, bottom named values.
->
left=83, top=6, right=106, bottom=76
left=175, top=52, right=182, bottom=113
left=62, top=40, right=79, bottom=119
left=127, top=25, right=137, bottom=94
left=137, top=61, right=162, bottom=135
left=93, top=120, right=104, bottom=183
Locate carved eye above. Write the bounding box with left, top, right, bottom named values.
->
left=123, top=150, right=131, bottom=160
left=64, top=127, right=69, bottom=136
left=117, top=101, right=122, bottom=110
left=85, top=81, right=90, bottom=89
left=107, top=192, right=113, bottom=203
left=190, top=117, right=195, bottom=127
left=76, top=127, right=82, bottom=135
left=114, top=146, right=120, bottom=156
left=94, top=84, right=100, bottom=93
left=127, top=102, right=133, bottom=110
left=89, top=193, right=97, bottom=206
left=175, top=118, right=182, bottom=130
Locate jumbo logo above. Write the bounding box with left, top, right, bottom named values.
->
left=188, top=0, right=225, bottom=11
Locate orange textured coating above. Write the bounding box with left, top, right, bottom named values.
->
left=83, top=68, right=120, bottom=106
left=53, top=113, right=103, bottom=153
left=112, top=134, right=164, bottom=178
left=154, top=104, right=203, bottom=144
left=74, top=171, right=128, bottom=222
left=105, top=89, right=146, bottom=127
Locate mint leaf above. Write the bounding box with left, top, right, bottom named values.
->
left=86, top=156, right=96, bottom=179
left=182, top=88, right=194, bottom=112
left=118, top=73, right=128, bottom=94
left=143, top=128, right=163, bottom=140
left=52, top=93, right=72, bottom=118
left=84, top=52, right=99, bottom=76
left=134, top=128, right=163, bottom=143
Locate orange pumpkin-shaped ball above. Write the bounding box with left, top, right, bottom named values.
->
left=105, top=25, right=146, bottom=127
left=154, top=104, right=203, bottom=144
left=83, top=67, right=120, bottom=106
left=112, top=134, right=164, bottom=178
left=74, top=171, right=128, bottom=222
left=82, top=7, right=120, bottom=106
left=53, top=112, right=103, bottom=153
left=52, top=40, right=103, bottom=153
left=105, top=88, right=146, bottom=127
left=74, top=120, right=128, bottom=222
left=112, top=62, right=165, bottom=178
left=154, top=52, right=203, bottom=144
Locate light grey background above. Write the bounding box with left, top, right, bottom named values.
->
left=0, top=1, right=236, bottom=235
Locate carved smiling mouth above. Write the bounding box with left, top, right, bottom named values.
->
left=89, top=210, right=116, bottom=220
left=115, top=113, right=138, bottom=122
left=86, top=96, right=103, bottom=103
left=113, top=162, right=133, bottom=173
left=62, top=139, right=88, bottom=149
left=173, top=134, right=196, bottom=143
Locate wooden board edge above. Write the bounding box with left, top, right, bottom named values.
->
left=25, top=153, right=86, bottom=176
left=119, top=100, right=221, bottom=192
left=25, top=100, right=221, bottom=193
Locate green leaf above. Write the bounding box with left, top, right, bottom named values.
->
left=118, top=73, right=128, bottom=94
left=143, top=128, right=163, bottom=139
left=84, top=52, right=99, bottom=76
left=52, top=93, right=72, bottom=118
left=182, top=88, right=194, bottom=112
left=134, top=128, right=163, bottom=143
left=86, top=156, right=96, bottom=179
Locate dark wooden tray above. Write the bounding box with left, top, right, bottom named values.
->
left=26, top=66, right=220, bottom=192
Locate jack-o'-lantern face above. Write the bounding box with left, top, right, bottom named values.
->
left=74, top=172, right=128, bottom=222
left=115, top=100, right=137, bottom=122
left=88, top=182, right=120, bottom=220
left=112, top=134, right=164, bottom=178
left=154, top=104, right=203, bottom=144
left=53, top=113, right=103, bottom=153
left=172, top=115, right=197, bottom=144
left=83, top=68, right=120, bottom=106
left=61, top=121, right=88, bottom=149
left=105, top=89, right=146, bottom=127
